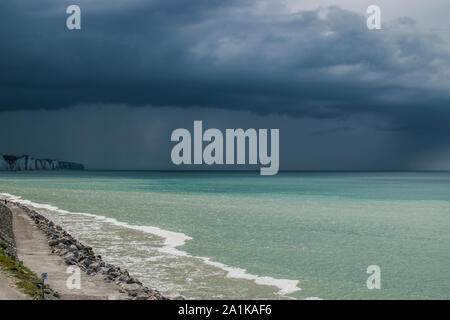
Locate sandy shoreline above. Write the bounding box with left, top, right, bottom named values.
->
left=0, top=201, right=175, bottom=300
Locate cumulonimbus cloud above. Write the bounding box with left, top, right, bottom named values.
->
left=0, top=0, right=449, bottom=135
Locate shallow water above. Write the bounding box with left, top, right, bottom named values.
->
left=1, top=171, right=449, bottom=299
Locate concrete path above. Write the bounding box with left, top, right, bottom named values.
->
left=10, top=203, right=129, bottom=300
left=0, top=270, right=30, bottom=300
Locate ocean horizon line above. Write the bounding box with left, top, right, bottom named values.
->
left=79, top=169, right=450, bottom=173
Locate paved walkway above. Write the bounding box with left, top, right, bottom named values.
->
left=0, top=270, right=30, bottom=300
left=11, top=204, right=129, bottom=300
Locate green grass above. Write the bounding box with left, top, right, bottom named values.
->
left=0, top=241, right=43, bottom=299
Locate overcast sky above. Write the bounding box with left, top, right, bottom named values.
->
left=0, top=0, right=449, bottom=170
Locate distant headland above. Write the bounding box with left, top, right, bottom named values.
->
left=0, top=154, right=84, bottom=171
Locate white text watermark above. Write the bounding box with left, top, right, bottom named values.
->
left=171, top=121, right=279, bottom=175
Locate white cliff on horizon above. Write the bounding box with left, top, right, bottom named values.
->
left=0, top=154, right=84, bottom=171
left=0, top=155, right=10, bottom=170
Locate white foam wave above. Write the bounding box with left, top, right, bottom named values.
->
left=0, top=192, right=301, bottom=296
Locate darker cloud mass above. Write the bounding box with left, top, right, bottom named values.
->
left=0, top=0, right=449, bottom=139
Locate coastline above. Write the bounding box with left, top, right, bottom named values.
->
left=2, top=170, right=448, bottom=300
left=1, top=192, right=301, bottom=299
left=1, top=201, right=174, bottom=300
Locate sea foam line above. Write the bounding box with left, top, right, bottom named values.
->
left=0, top=192, right=301, bottom=296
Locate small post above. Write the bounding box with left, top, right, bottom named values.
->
left=41, top=273, right=47, bottom=300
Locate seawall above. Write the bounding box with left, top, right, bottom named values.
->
left=0, top=203, right=16, bottom=257
left=9, top=201, right=174, bottom=300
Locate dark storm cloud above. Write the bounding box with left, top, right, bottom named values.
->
left=0, top=105, right=411, bottom=170
left=0, top=1, right=449, bottom=138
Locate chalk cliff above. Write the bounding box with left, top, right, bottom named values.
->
left=0, top=154, right=84, bottom=171
left=0, top=156, right=9, bottom=170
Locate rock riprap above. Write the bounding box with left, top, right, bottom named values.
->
left=17, top=203, right=171, bottom=300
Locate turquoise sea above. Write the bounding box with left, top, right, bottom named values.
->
left=0, top=171, right=449, bottom=299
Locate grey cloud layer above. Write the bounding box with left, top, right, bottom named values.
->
left=1, top=0, right=449, bottom=162
left=0, top=105, right=414, bottom=170
left=0, top=0, right=450, bottom=169
left=1, top=1, right=448, bottom=112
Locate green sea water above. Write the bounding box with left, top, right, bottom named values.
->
left=0, top=171, right=449, bottom=299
